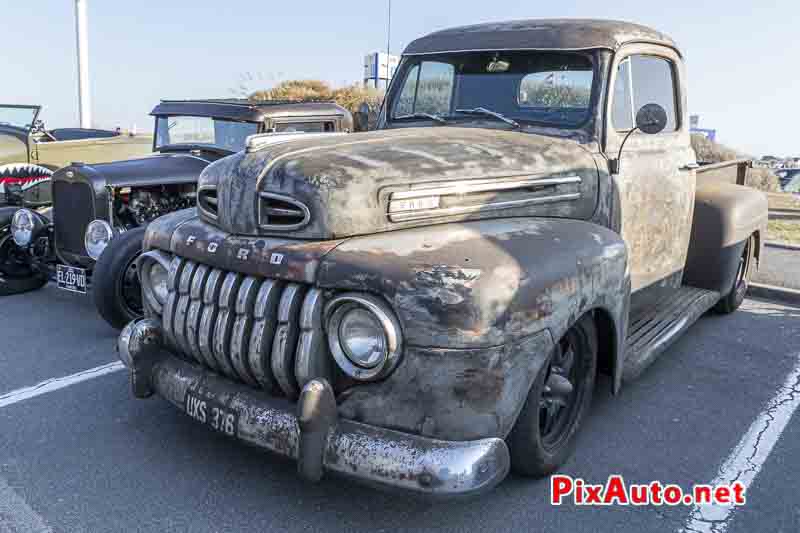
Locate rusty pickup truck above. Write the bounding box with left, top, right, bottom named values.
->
left=117, top=19, right=768, bottom=498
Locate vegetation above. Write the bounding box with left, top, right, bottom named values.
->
left=691, top=134, right=780, bottom=193
left=249, top=80, right=384, bottom=131
left=767, top=220, right=800, bottom=245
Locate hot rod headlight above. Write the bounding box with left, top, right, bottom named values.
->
left=11, top=209, right=37, bottom=246
left=84, top=219, right=114, bottom=260
left=325, top=294, right=402, bottom=381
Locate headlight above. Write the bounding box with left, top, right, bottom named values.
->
left=84, top=220, right=114, bottom=260
left=11, top=209, right=36, bottom=246
left=325, top=294, right=402, bottom=381
left=149, top=262, right=169, bottom=304
left=137, top=250, right=173, bottom=314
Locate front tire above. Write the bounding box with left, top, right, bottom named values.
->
left=714, top=234, right=755, bottom=314
left=92, top=227, right=146, bottom=329
left=508, top=315, right=597, bottom=477
left=0, top=225, right=47, bottom=296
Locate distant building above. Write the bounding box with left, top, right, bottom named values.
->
left=364, top=52, right=399, bottom=90
left=689, top=114, right=717, bottom=142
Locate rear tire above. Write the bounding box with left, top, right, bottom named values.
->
left=714, top=235, right=755, bottom=314
left=93, top=227, right=146, bottom=330
left=0, top=226, right=47, bottom=296
left=508, top=315, right=597, bottom=477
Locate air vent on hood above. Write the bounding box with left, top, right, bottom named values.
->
left=258, top=192, right=311, bottom=231
left=197, top=186, right=218, bottom=220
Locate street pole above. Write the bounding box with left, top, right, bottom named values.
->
left=386, top=0, right=391, bottom=84
left=74, top=0, right=92, bottom=128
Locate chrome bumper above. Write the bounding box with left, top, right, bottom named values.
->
left=118, top=318, right=510, bottom=498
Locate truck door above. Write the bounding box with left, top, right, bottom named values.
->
left=605, top=45, right=697, bottom=312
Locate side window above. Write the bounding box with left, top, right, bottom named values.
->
left=612, top=55, right=678, bottom=132
left=392, top=61, right=454, bottom=117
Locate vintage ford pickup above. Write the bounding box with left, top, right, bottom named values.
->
left=118, top=20, right=768, bottom=497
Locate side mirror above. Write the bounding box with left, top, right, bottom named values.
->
left=609, top=103, right=668, bottom=175
left=354, top=102, right=370, bottom=132
left=635, top=103, right=668, bottom=135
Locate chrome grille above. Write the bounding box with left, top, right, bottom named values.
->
left=160, top=254, right=330, bottom=398
left=52, top=180, right=95, bottom=255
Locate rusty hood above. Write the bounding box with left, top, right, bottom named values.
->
left=197, top=127, right=600, bottom=239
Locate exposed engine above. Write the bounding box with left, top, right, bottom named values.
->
left=113, top=185, right=196, bottom=228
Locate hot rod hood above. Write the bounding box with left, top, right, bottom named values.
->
left=198, top=127, right=600, bottom=239
left=65, top=153, right=212, bottom=188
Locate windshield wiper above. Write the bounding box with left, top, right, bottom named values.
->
left=394, top=112, right=448, bottom=124
left=455, top=107, right=520, bottom=129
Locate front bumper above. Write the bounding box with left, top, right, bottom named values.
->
left=118, top=318, right=511, bottom=498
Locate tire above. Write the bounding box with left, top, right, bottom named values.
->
left=508, top=315, right=597, bottom=477
left=714, top=235, right=755, bottom=314
left=0, top=226, right=47, bottom=296
left=93, top=227, right=146, bottom=330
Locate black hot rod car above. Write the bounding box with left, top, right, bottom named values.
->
left=0, top=99, right=351, bottom=328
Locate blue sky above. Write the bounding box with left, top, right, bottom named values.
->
left=2, top=0, right=797, bottom=156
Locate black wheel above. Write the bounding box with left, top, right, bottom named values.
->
left=92, top=227, right=146, bottom=329
left=714, top=235, right=755, bottom=314
left=508, top=315, right=597, bottom=477
left=0, top=226, right=47, bottom=296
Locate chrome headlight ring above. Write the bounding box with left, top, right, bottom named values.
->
left=136, top=250, right=173, bottom=314
left=84, top=219, right=114, bottom=260
left=324, top=293, right=403, bottom=381
left=11, top=209, right=39, bottom=246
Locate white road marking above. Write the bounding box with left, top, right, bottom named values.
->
left=0, top=477, right=53, bottom=533
left=681, top=353, right=800, bottom=533
left=0, top=362, right=124, bottom=409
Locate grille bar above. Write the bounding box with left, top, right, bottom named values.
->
left=160, top=254, right=326, bottom=399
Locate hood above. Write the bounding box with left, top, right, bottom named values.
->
left=58, top=153, right=213, bottom=188
left=197, top=127, right=600, bottom=239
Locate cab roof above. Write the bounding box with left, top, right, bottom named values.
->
left=150, top=99, right=350, bottom=123
left=403, top=19, right=679, bottom=56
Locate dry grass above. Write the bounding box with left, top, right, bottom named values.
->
left=767, top=192, right=800, bottom=211
left=691, top=134, right=780, bottom=193
left=249, top=80, right=384, bottom=131
left=767, top=220, right=800, bottom=245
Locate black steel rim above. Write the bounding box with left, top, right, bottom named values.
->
left=0, top=233, right=35, bottom=279
left=117, top=255, right=143, bottom=317
left=539, top=328, right=587, bottom=451
left=733, top=238, right=752, bottom=301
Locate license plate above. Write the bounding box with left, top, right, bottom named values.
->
left=56, top=264, right=87, bottom=294
left=184, top=388, right=238, bottom=437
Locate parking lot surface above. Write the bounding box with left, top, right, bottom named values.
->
left=1, top=284, right=799, bottom=533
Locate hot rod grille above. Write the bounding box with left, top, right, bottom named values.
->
left=159, top=254, right=330, bottom=399
left=53, top=180, right=95, bottom=256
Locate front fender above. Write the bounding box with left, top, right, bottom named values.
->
left=318, top=218, right=630, bottom=439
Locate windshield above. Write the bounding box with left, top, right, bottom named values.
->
left=0, top=106, right=40, bottom=131
left=389, top=51, right=594, bottom=128
left=155, top=116, right=259, bottom=152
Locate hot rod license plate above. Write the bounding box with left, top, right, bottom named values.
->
left=184, top=388, right=238, bottom=437
left=56, top=264, right=87, bottom=293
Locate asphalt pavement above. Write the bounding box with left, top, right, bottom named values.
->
left=755, top=245, right=800, bottom=290
left=0, top=284, right=799, bottom=533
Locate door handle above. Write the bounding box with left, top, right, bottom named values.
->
left=680, top=162, right=700, bottom=171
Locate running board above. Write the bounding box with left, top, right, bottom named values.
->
left=622, top=286, right=720, bottom=382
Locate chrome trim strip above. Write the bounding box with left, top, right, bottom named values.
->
left=229, top=276, right=261, bottom=386
left=257, top=192, right=311, bottom=231
left=294, top=289, right=332, bottom=390
left=248, top=280, right=283, bottom=391
left=271, top=283, right=306, bottom=399
left=389, top=192, right=581, bottom=222
left=196, top=184, right=218, bottom=222
left=390, top=175, right=581, bottom=202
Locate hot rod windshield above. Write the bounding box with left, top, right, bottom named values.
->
left=0, top=105, right=40, bottom=132
left=155, top=116, right=259, bottom=153
left=388, top=51, right=594, bottom=128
